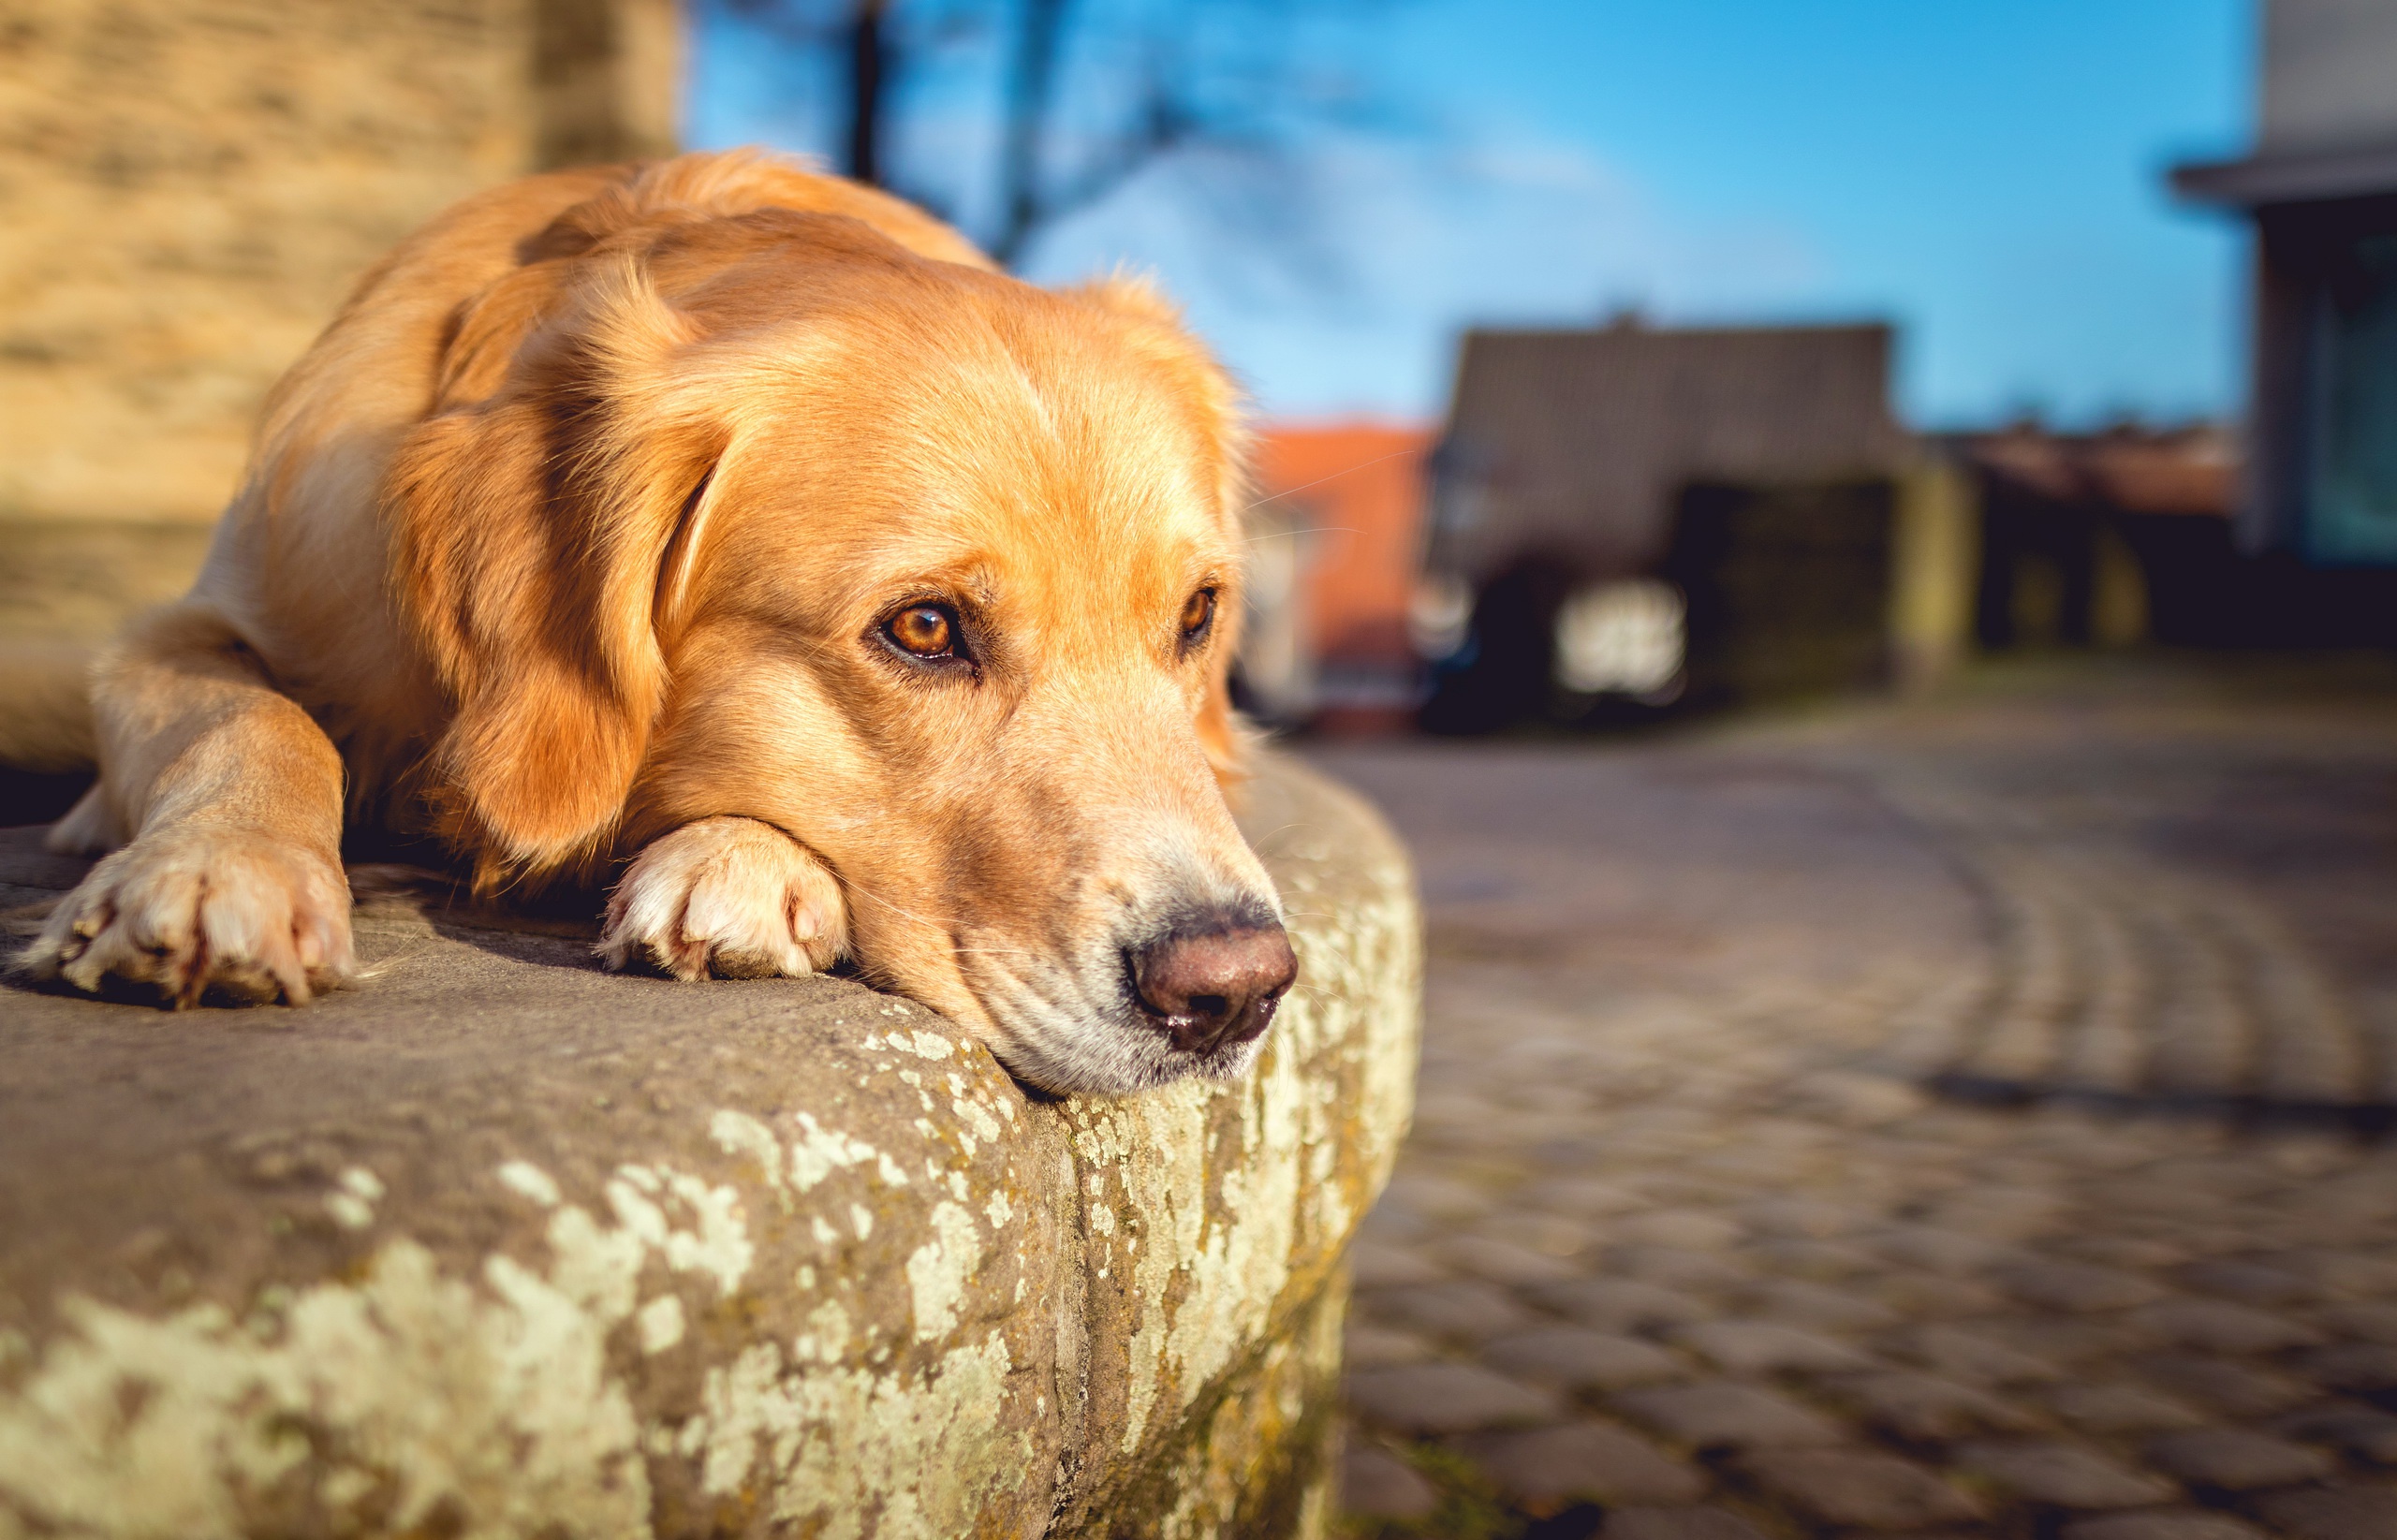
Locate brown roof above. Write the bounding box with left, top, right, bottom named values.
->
left=1430, top=321, right=1911, bottom=581
left=1960, top=423, right=2236, bottom=517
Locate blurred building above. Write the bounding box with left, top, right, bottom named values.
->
left=0, top=0, right=681, bottom=526
left=1239, top=423, right=1433, bottom=732
left=2176, top=0, right=2397, bottom=585
left=1417, top=319, right=1964, bottom=730
left=1951, top=422, right=2241, bottom=651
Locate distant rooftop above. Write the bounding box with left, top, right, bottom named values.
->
left=1953, top=423, right=2237, bottom=519
left=1429, top=320, right=1909, bottom=582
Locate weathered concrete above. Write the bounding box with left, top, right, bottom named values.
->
left=0, top=753, right=1421, bottom=1540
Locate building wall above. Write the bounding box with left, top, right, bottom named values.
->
left=1247, top=423, right=1432, bottom=723
left=0, top=0, right=680, bottom=525
left=1254, top=424, right=1432, bottom=665
left=2261, top=0, right=2397, bottom=152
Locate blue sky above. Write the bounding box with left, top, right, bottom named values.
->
left=689, top=0, right=2253, bottom=429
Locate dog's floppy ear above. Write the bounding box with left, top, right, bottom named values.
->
left=388, top=257, right=723, bottom=884
left=1067, top=274, right=1255, bottom=785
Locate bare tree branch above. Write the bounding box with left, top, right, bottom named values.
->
left=698, top=0, right=1410, bottom=270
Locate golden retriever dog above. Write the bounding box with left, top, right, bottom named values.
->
left=14, top=149, right=1297, bottom=1095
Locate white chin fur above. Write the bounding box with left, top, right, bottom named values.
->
left=970, top=987, right=1273, bottom=1095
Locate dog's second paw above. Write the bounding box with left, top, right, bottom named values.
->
left=599, top=817, right=848, bottom=981
left=17, top=828, right=354, bottom=1006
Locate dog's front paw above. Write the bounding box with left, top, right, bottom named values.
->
left=599, top=817, right=848, bottom=981
left=18, top=829, right=355, bottom=1006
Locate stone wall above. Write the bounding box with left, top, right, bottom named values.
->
left=0, top=0, right=681, bottom=525
left=0, top=753, right=1421, bottom=1539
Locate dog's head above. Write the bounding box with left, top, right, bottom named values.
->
left=389, top=185, right=1294, bottom=1093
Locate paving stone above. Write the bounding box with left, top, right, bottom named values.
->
left=1738, top=1447, right=1982, bottom=1529
left=1339, top=1442, right=1438, bottom=1519
left=2044, top=1382, right=2207, bottom=1434
left=1865, top=1225, right=2027, bottom=1277
left=1778, top=1068, right=1929, bottom=1126
left=2139, top=1159, right=2284, bottom=1201
left=1346, top=1324, right=1436, bottom=1368
left=1670, top=1318, right=1872, bottom=1375
left=2133, top=1355, right=2314, bottom=1417
left=2314, top=1299, right=2397, bottom=1345
left=1952, top=1440, right=2178, bottom=1510
left=1435, top=1233, right=1583, bottom=1285
left=2091, top=1178, right=2235, bottom=1221
left=1826, top=1371, right=2036, bottom=1442
left=2127, top=1298, right=2323, bottom=1355
left=1346, top=1361, right=1560, bottom=1434
left=1457, top=1420, right=1706, bottom=1507
left=1381, top=1171, right=1490, bottom=1221
left=2274, top=1401, right=2397, bottom=1463
left=2178, top=1258, right=2319, bottom=1306
left=1609, top=1210, right=1744, bottom=1251
left=1472, top=1211, right=1596, bottom=1261
left=1739, top=1195, right=1874, bottom=1238
left=2292, top=1341, right=2397, bottom=1395
left=1324, top=686, right=2397, bottom=1539
left=2260, top=1250, right=2397, bottom=1298
left=1884, top=1324, right=2065, bottom=1385
left=1482, top=1327, right=1687, bottom=1391
left=1519, top=1177, right=1647, bottom=1216
left=2059, top=1236, right=2194, bottom=1271
left=1961, top=1313, right=2154, bottom=1366
left=1360, top=1279, right=1537, bottom=1342
left=2285, top=1173, right=2397, bottom=1225
left=1924, top=1184, right=2067, bottom=1241
left=1606, top=1245, right=1752, bottom=1292
left=2140, top=1427, right=2334, bottom=1491
left=1602, top=1507, right=1769, bottom=1540
left=1740, top=1236, right=1881, bottom=1280
left=1988, top=1259, right=2166, bottom=1313
left=1875, top=1269, right=2013, bottom=1319
left=2060, top=1513, right=2267, bottom=1540
left=1358, top=1203, right=1433, bottom=1246
left=1610, top=1380, right=1842, bottom=1450
left=1527, top=1278, right=1710, bottom=1333
left=2248, top=1486, right=2397, bottom=1540
left=1350, top=1238, right=1449, bottom=1289
left=1746, top=1279, right=1900, bottom=1332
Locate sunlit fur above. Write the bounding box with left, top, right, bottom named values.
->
left=17, top=150, right=1286, bottom=1095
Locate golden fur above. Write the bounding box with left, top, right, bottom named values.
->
left=17, top=150, right=1286, bottom=1093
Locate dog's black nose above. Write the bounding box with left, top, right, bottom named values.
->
left=1130, top=917, right=1299, bottom=1055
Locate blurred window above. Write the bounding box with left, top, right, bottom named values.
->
left=1554, top=579, right=1684, bottom=697
left=2311, top=232, right=2397, bottom=564
left=1408, top=573, right=1473, bottom=662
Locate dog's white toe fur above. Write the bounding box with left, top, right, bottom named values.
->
left=599, top=816, right=849, bottom=981
left=19, top=829, right=355, bottom=1006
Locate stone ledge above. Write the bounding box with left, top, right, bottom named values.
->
left=0, top=753, right=1420, bottom=1540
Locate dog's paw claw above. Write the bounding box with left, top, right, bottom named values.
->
left=600, top=817, right=848, bottom=981
left=16, top=830, right=354, bottom=1006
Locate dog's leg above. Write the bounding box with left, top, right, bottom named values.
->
left=18, top=607, right=353, bottom=1005
left=598, top=816, right=849, bottom=981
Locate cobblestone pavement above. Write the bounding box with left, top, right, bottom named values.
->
left=1306, top=658, right=2397, bottom=1540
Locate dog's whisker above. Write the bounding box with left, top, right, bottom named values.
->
left=1241, top=447, right=1421, bottom=513
left=1239, top=525, right=1359, bottom=545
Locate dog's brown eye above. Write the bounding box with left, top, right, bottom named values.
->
left=1181, top=588, right=1217, bottom=642
left=887, top=605, right=956, bottom=658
